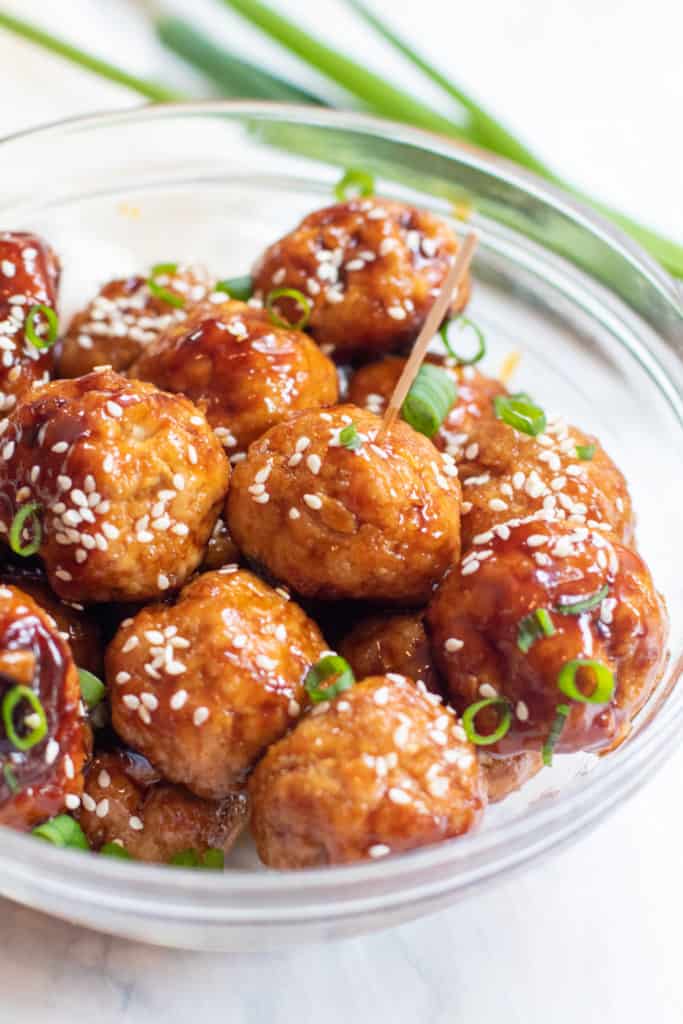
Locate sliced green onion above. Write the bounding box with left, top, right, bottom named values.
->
left=493, top=392, right=547, bottom=437
left=439, top=316, right=486, bottom=365
left=201, top=848, right=225, bottom=870
left=462, top=697, right=512, bottom=746
left=33, top=814, right=90, bottom=850
left=168, top=848, right=224, bottom=869
left=517, top=608, right=555, bottom=653
left=148, top=263, right=185, bottom=309
left=78, top=668, right=106, bottom=710
left=304, top=655, right=355, bottom=703
left=542, top=703, right=570, bottom=766
left=576, top=444, right=596, bottom=461
left=100, top=842, right=133, bottom=860
left=557, top=659, right=615, bottom=704
left=266, top=287, right=311, bottom=330
left=2, top=685, right=47, bottom=751
left=216, top=275, right=253, bottom=301
left=169, top=849, right=201, bottom=867
left=401, top=363, right=457, bottom=438
left=334, top=168, right=375, bottom=202
left=25, top=304, right=59, bottom=351
left=9, top=502, right=42, bottom=557
left=555, top=585, right=609, bottom=616
left=339, top=423, right=362, bottom=451
left=2, top=763, right=19, bottom=793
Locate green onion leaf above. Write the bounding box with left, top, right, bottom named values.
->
left=339, top=423, right=362, bottom=451
left=576, top=444, right=596, bottom=461
left=557, top=659, right=615, bottom=704
left=334, top=168, right=375, bottom=202
left=25, top=304, right=59, bottom=351
left=439, top=316, right=486, bottom=365
left=9, top=502, right=42, bottom=558
left=33, top=814, right=90, bottom=850
left=148, top=263, right=185, bottom=309
left=555, top=585, right=609, bottom=616
left=168, top=848, right=224, bottom=869
left=169, top=849, right=201, bottom=867
left=78, top=668, right=106, bottom=710
left=266, top=287, right=311, bottom=330
left=216, top=275, right=253, bottom=301
left=304, top=655, right=355, bottom=703
left=201, top=848, right=225, bottom=870
left=542, top=703, right=570, bottom=766
left=493, top=392, right=546, bottom=437
left=462, top=697, right=512, bottom=746
left=517, top=608, right=555, bottom=653
left=2, top=685, right=47, bottom=751
left=401, top=363, right=457, bottom=437
left=100, top=842, right=133, bottom=860
left=2, top=763, right=19, bottom=794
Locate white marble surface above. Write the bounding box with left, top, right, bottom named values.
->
left=0, top=1, right=681, bottom=1020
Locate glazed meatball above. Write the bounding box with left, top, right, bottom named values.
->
left=340, top=613, right=441, bottom=695
left=250, top=674, right=486, bottom=868
left=130, top=299, right=338, bottom=456
left=108, top=568, right=327, bottom=799
left=58, top=264, right=213, bottom=378
left=0, top=232, right=60, bottom=410
left=427, top=519, right=668, bottom=757
left=78, top=750, right=247, bottom=863
left=0, top=585, right=85, bottom=830
left=0, top=369, right=229, bottom=603
left=227, top=405, right=461, bottom=604
left=252, top=198, right=470, bottom=358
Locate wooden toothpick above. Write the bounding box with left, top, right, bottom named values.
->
left=377, top=232, right=478, bottom=439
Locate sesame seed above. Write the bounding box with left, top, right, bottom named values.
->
left=51, top=442, right=68, bottom=454
left=115, top=671, right=131, bottom=685
left=479, top=683, right=498, bottom=698
left=526, top=534, right=547, bottom=547
left=461, top=561, right=480, bottom=576
left=288, top=452, right=303, bottom=467
left=157, top=573, right=170, bottom=590
left=388, top=787, right=411, bottom=805
left=306, top=453, right=322, bottom=474
left=55, top=569, right=72, bottom=582
left=368, top=844, right=391, bottom=858
left=138, top=705, right=151, bottom=725
left=98, top=769, right=111, bottom=788
left=445, top=637, right=464, bottom=653
left=488, top=498, right=508, bottom=511
left=193, top=706, right=209, bottom=726
left=253, top=493, right=270, bottom=504
left=122, top=694, right=140, bottom=709
left=387, top=306, right=407, bottom=320
left=188, top=444, right=198, bottom=465
left=255, top=654, right=277, bottom=670
left=102, top=522, right=119, bottom=540
left=289, top=507, right=301, bottom=520
left=170, top=690, right=188, bottom=710
left=95, top=799, right=109, bottom=818
left=254, top=465, right=272, bottom=484
left=516, top=701, right=529, bottom=721
left=373, top=686, right=390, bottom=706
left=512, top=471, right=525, bottom=489
left=106, top=400, right=123, bottom=418
left=288, top=698, right=300, bottom=717
left=64, top=755, right=74, bottom=780
left=65, top=794, right=80, bottom=810
left=144, top=630, right=165, bottom=644
left=173, top=473, right=185, bottom=490
left=129, top=816, right=144, bottom=831
left=295, top=436, right=311, bottom=453
left=303, top=493, right=323, bottom=510
left=81, top=793, right=96, bottom=813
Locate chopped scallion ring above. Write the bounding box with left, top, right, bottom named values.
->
left=542, top=703, right=570, bottom=766
left=33, top=814, right=90, bottom=850
left=555, top=585, right=609, bottom=616
left=2, top=685, right=47, bottom=751
left=576, top=444, right=595, bottom=461
left=100, top=842, right=133, bottom=860
left=148, top=262, right=185, bottom=308
left=266, top=287, right=311, bottom=330
left=169, top=848, right=224, bottom=869
left=401, top=363, right=457, bottom=437
left=78, top=668, right=106, bottom=710
left=304, top=655, right=355, bottom=703
left=339, top=423, right=362, bottom=451
left=2, top=763, right=19, bottom=793
left=216, top=275, right=253, bottom=301
left=517, top=608, right=555, bottom=653
left=201, top=848, right=225, bottom=870
left=493, top=392, right=546, bottom=437
left=9, top=502, right=42, bottom=557
left=439, top=316, right=486, bottom=365
left=462, top=697, right=512, bottom=746
left=25, top=304, right=59, bottom=351
left=557, top=659, right=615, bottom=704
left=334, top=168, right=375, bottom=202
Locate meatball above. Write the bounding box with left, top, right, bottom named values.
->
left=427, top=519, right=668, bottom=757
left=227, top=405, right=461, bottom=603
left=252, top=198, right=470, bottom=358
left=0, top=369, right=230, bottom=603
left=340, top=612, right=441, bottom=695
left=58, top=264, right=213, bottom=378
left=78, top=750, right=247, bottom=863
left=108, top=568, right=327, bottom=799
left=130, top=299, right=338, bottom=456
left=0, top=232, right=60, bottom=410
left=0, top=585, right=85, bottom=830
left=249, top=674, right=486, bottom=868
left=479, top=750, right=543, bottom=803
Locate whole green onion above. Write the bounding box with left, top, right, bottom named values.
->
left=2, top=685, right=47, bottom=751
left=304, top=655, right=355, bottom=703
left=462, top=697, right=512, bottom=746
left=557, top=659, right=615, bottom=704
left=33, top=814, right=90, bottom=850
left=401, top=363, right=457, bottom=437
left=9, top=503, right=42, bottom=557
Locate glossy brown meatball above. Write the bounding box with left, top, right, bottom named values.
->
left=78, top=750, right=247, bottom=863
left=0, top=585, right=85, bottom=830
left=252, top=198, right=470, bottom=358
left=58, top=264, right=213, bottom=378
left=340, top=613, right=441, bottom=695
left=108, top=568, right=327, bottom=800
left=0, top=369, right=230, bottom=603
left=227, top=405, right=461, bottom=604
left=0, top=232, right=60, bottom=411
left=130, top=299, right=338, bottom=456
left=479, top=750, right=543, bottom=803
left=427, top=519, right=668, bottom=757
left=250, top=674, right=486, bottom=868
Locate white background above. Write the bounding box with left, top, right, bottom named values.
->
left=0, top=1, right=681, bottom=1021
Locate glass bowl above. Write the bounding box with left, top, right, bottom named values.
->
left=0, top=103, right=680, bottom=952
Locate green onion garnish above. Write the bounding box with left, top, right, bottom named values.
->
left=148, top=263, right=185, bottom=309
left=439, top=316, right=486, bottom=365
left=100, top=842, right=133, bottom=860
left=542, top=703, right=570, bottom=766
left=78, top=668, right=106, bottom=710
left=9, top=502, right=42, bottom=557
left=339, top=423, right=362, bottom=451
left=304, top=655, right=355, bottom=703
left=33, top=814, right=90, bottom=850
left=517, top=608, right=555, bottom=653
left=401, top=363, right=457, bottom=438
left=493, top=392, right=546, bottom=437
left=2, top=763, right=19, bottom=793
left=266, top=287, right=311, bottom=330
left=462, top=697, right=512, bottom=746
left=557, top=659, right=615, bottom=704
left=576, top=444, right=595, bottom=461
left=2, top=685, right=47, bottom=751
left=555, top=585, right=609, bottom=616
left=201, top=848, right=225, bottom=870
left=216, top=275, right=253, bottom=301
left=334, top=167, right=375, bottom=202
left=169, top=848, right=224, bottom=869
left=25, top=304, right=59, bottom=351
